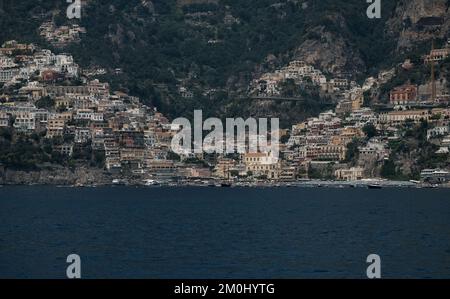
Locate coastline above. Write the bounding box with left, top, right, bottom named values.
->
left=1, top=168, right=449, bottom=189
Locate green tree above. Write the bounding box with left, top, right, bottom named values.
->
left=363, top=123, right=377, bottom=139
left=36, top=96, right=55, bottom=109
left=345, top=138, right=360, bottom=164
left=381, top=159, right=397, bottom=179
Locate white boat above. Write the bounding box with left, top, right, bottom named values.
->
left=143, top=179, right=159, bottom=186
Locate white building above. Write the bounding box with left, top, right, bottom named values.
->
left=420, top=169, right=450, bottom=183
left=13, top=110, right=36, bottom=132
left=74, top=109, right=94, bottom=120
left=0, top=112, right=10, bottom=127
left=0, top=68, right=19, bottom=83
left=90, top=113, right=104, bottom=122
left=0, top=55, right=17, bottom=68
left=75, top=128, right=91, bottom=144
left=359, top=138, right=389, bottom=161
left=346, top=108, right=377, bottom=126
left=427, top=126, right=449, bottom=140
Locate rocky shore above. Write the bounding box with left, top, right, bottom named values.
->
left=1, top=166, right=449, bottom=189
left=0, top=167, right=113, bottom=186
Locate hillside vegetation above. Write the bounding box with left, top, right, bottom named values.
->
left=1, top=0, right=448, bottom=124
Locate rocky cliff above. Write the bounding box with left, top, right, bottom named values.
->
left=387, top=0, right=450, bottom=51
left=293, top=26, right=366, bottom=77
left=0, top=167, right=112, bottom=186
left=287, top=0, right=450, bottom=78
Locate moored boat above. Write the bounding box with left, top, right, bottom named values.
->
left=367, top=183, right=382, bottom=189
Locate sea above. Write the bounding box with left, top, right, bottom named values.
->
left=0, top=186, right=449, bottom=279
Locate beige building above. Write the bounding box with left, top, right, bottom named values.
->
left=244, top=152, right=280, bottom=180
left=185, top=167, right=212, bottom=179
left=331, top=127, right=364, bottom=147
left=424, top=48, right=450, bottom=63
left=310, top=145, right=347, bottom=161
left=335, top=167, right=364, bottom=181
left=279, top=164, right=297, bottom=181
left=52, top=112, right=73, bottom=121
left=379, top=110, right=430, bottom=125
left=214, top=158, right=236, bottom=179
left=55, top=97, right=72, bottom=108
left=120, top=147, right=145, bottom=162
left=19, top=86, right=48, bottom=100
left=46, top=115, right=66, bottom=138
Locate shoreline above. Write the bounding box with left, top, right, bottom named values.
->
left=1, top=180, right=449, bottom=189
left=1, top=167, right=448, bottom=189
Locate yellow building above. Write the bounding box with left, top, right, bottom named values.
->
left=351, top=95, right=363, bottom=111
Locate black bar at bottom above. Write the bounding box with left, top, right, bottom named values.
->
left=1, top=279, right=449, bottom=297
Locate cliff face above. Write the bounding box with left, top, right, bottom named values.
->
left=293, top=27, right=366, bottom=77
left=387, top=0, right=450, bottom=51
left=290, top=0, right=450, bottom=77
left=397, top=0, right=448, bottom=24
left=0, top=167, right=112, bottom=186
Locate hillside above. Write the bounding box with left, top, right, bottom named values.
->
left=1, top=0, right=449, bottom=124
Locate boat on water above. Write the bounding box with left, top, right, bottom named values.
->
left=422, top=184, right=439, bottom=189
left=220, top=182, right=232, bottom=188
left=143, top=179, right=159, bottom=186
left=112, top=179, right=128, bottom=186
left=367, top=183, right=382, bottom=189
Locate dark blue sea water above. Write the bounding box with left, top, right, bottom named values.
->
left=0, top=186, right=449, bottom=279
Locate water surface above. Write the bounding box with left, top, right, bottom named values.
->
left=0, top=186, right=449, bottom=278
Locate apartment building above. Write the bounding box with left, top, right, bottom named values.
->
left=244, top=152, right=280, bottom=179
left=46, top=115, right=66, bottom=137
left=379, top=110, right=430, bottom=125
left=390, top=84, right=418, bottom=105
left=0, top=112, right=10, bottom=127
left=335, top=167, right=364, bottom=181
